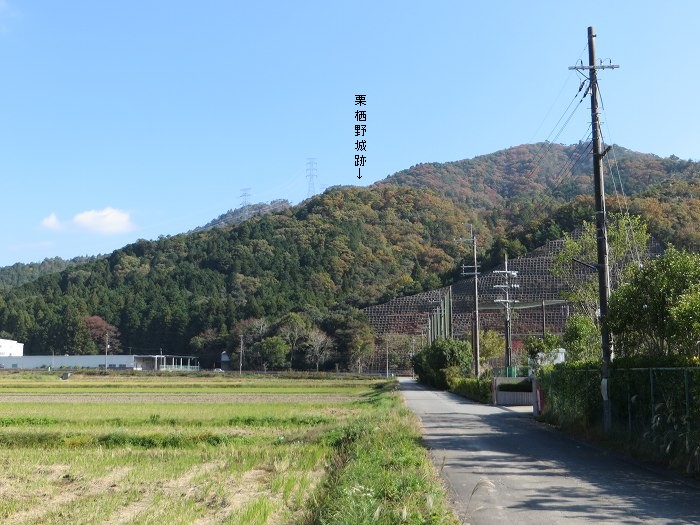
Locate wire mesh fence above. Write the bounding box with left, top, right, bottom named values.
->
left=539, top=366, right=700, bottom=473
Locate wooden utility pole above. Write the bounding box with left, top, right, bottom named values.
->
left=570, top=26, right=618, bottom=431
left=239, top=335, right=244, bottom=375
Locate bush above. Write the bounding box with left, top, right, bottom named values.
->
left=450, top=377, right=492, bottom=403
left=412, top=338, right=472, bottom=389
left=498, top=378, right=532, bottom=392
left=538, top=361, right=603, bottom=430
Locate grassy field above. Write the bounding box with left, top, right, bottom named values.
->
left=0, top=372, right=456, bottom=525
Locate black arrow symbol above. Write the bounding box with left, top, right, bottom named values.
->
left=357, top=167, right=362, bottom=179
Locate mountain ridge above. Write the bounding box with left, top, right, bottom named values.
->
left=0, top=142, right=698, bottom=366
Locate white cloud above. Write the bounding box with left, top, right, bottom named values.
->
left=41, top=212, right=63, bottom=231
left=73, top=207, right=136, bottom=234
left=40, top=207, right=137, bottom=235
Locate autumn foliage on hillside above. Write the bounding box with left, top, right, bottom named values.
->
left=0, top=143, right=698, bottom=367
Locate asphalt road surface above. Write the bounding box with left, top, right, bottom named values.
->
left=399, top=378, right=700, bottom=524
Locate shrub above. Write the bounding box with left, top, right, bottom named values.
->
left=412, top=338, right=472, bottom=389
left=538, top=361, right=602, bottom=430
left=498, top=378, right=532, bottom=392
left=450, top=377, right=492, bottom=403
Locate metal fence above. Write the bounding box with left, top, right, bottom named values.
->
left=539, top=367, right=700, bottom=473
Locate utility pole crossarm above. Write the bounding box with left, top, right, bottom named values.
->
left=568, top=65, right=619, bottom=71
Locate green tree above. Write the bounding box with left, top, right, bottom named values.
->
left=276, top=312, right=310, bottom=369
left=479, top=330, right=506, bottom=371
left=670, top=286, right=700, bottom=358
left=552, top=214, right=650, bottom=321
left=348, top=325, right=375, bottom=373
left=50, top=305, right=96, bottom=355
left=412, top=338, right=472, bottom=389
left=524, top=332, right=561, bottom=372
left=189, top=327, right=228, bottom=367
left=254, top=336, right=289, bottom=371
left=608, top=248, right=700, bottom=358
left=561, top=314, right=600, bottom=363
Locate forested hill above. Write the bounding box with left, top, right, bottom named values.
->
left=0, top=201, right=293, bottom=292
left=193, top=199, right=291, bottom=231
left=0, top=186, right=471, bottom=359
left=0, top=143, right=698, bottom=365
left=383, top=143, right=699, bottom=205
left=379, top=143, right=700, bottom=260
left=0, top=256, right=100, bottom=291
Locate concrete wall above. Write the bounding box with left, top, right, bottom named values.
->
left=493, top=376, right=535, bottom=407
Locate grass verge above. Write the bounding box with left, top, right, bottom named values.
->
left=304, top=382, right=458, bottom=525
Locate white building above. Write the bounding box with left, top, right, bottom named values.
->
left=0, top=338, right=24, bottom=357
left=0, top=354, right=199, bottom=371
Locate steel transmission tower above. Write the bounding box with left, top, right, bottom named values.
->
left=240, top=188, right=251, bottom=221
left=306, top=158, right=318, bottom=198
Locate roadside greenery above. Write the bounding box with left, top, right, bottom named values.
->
left=551, top=213, right=650, bottom=320
left=608, top=248, right=700, bottom=358
left=308, top=383, right=458, bottom=525
left=524, top=332, right=561, bottom=372
left=412, top=338, right=472, bottom=390
left=538, top=359, right=700, bottom=476
left=448, top=377, right=492, bottom=404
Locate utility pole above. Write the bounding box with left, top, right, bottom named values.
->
left=461, top=224, right=481, bottom=377
left=411, top=337, right=415, bottom=378
left=239, top=335, right=244, bottom=375
left=385, top=338, right=389, bottom=378
left=494, top=254, right=519, bottom=373
left=570, top=26, right=618, bottom=431
left=542, top=299, right=547, bottom=338
left=105, top=332, right=110, bottom=370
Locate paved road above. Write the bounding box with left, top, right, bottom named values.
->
left=399, top=378, right=700, bottom=524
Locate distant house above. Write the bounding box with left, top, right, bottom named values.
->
left=0, top=338, right=24, bottom=357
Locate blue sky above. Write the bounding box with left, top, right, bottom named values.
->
left=0, top=1, right=698, bottom=267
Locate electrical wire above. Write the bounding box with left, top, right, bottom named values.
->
left=528, top=43, right=588, bottom=144
left=520, top=79, right=590, bottom=186
left=599, top=99, right=645, bottom=267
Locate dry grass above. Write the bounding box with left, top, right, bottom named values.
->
left=0, top=372, right=362, bottom=525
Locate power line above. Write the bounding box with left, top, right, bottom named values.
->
left=528, top=43, right=589, bottom=144
left=599, top=111, right=645, bottom=268
left=519, top=77, right=590, bottom=186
